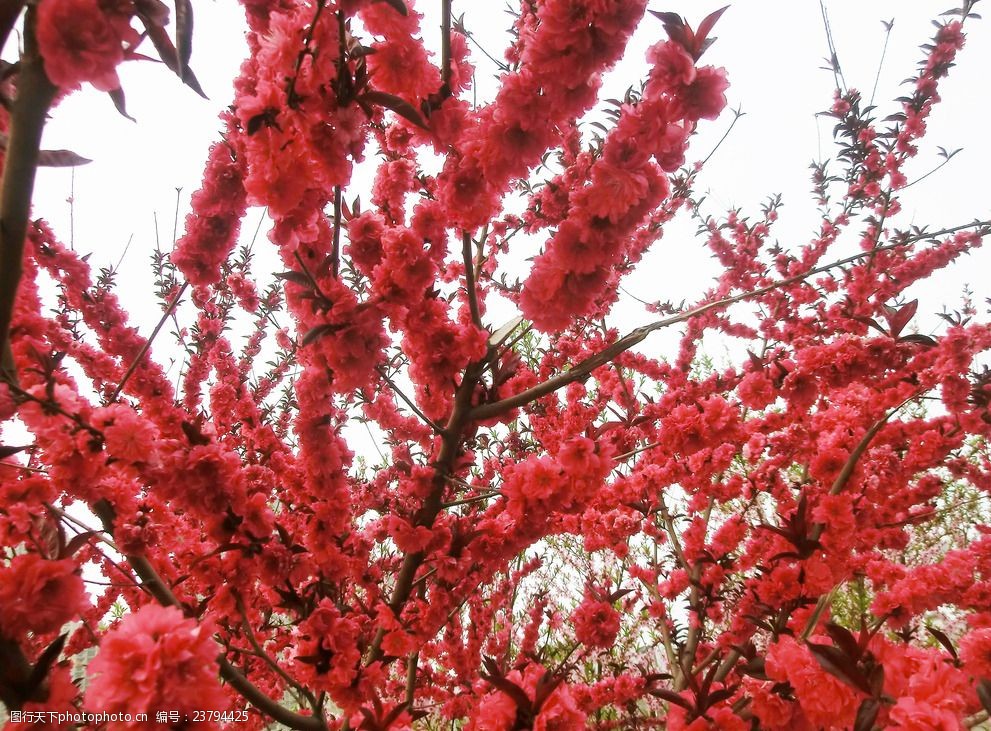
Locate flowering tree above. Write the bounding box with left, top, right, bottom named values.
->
left=2, top=0, right=991, bottom=729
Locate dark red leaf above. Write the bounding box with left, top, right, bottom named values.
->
left=884, top=299, right=918, bottom=337
left=607, top=587, right=633, bottom=602
left=898, top=333, right=938, bottom=347
left=0, top=443, right=30, bottom=458
left=359, top=90, right=428, bottom=129
left=134, top=0, right=170, bottom=26
left=481, top=674, right=531, bottom=711
left=37, top=149, right=92, bottom=167
left=175, top=0, right=194, bottom=75
left=702, top=686, right=737, bottom=710
left=63, top=531, right=98, bottom=558
left=807, top=642, right=873, bottom=695
left=741, top=656, right=769, bottom=681
left=140, top=19, right=207, bottom=98
left=246, top=108, right=281, bottom=136
left=648, top=10, right=685, bottom=27
left=301, top=324, right=344, bottom=346
left=647, top=687, right=693, bottom=710
left=696, top=5, right=729, bottom=42
left=295, top=654, right=324, bottom=666
left=532, top=668, right=564, bottom=709
left=978, top=678, right=991, bottom=714
left=853, top=697, right=880, bottom=731
left=926, top=625, right=958, bottom=662
left=825, top=622, right=862, bottom=661
left=274, top=271, right=312, bottom=287
left=382, top=701, right=411, bottom=727
left=375, top=0, right=407, bottom=16
left=108, top=87, right=136, bottom=121
left=25, top=633, right=67, bottom=694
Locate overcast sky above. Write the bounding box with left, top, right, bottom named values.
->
left=22, top=1, right=991, bottom=348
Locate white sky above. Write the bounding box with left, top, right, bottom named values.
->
left=22, top=1, right=991, bottom=350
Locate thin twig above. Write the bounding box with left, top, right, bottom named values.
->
left=90, top=500, right=326, bottom=731
left=376, top=365, right=442, bottom=433
left=172, top=187, right=182, bottom=245
left=463, top=232, right=482, bottom=328
left=469, top=219, right=991, bottom=421
left=901, top=153, right=959, bottom=190
left=699, top=106, right=743, bottom=168
left=441, top=0, right=453, bottom=88
left=331, top=186, right=342, bottom=277
left=236, top=595, right=320, bottom=712
left=869, top=19, right=894, bottom=105
left=441, top=491, right=500, bottom=509
left=809, top=394, right=916, bottom=543
left=110, top=281, right=189, bottom=402
left=819, top=0, right=846, bottom=92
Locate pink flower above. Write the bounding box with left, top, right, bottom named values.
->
left=888, top=696, right=959, bottom=731
left=765, top=636, right=860, bottom=728
left=681, top=65, right=729, bottom=121
left=86, top=605, right=227, bottom=725
left=572, top=596, right=620, bottom=649
left=961, top=627, right=991, bottom=678
left=0, top=554, right=87, bottom=638
left=646, top=41, right=697, bottom=96
left=37, top=0, right=137, bottom=91
left=534, top=684, right=585, bottom=731
left=468, top=688, right=517, bottom=731
left=94, top=404, right=160, bottom=465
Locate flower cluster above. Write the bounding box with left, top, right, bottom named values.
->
left=36, top=0, right=138, bottom=91
left=520, top=40, right=727, bottom=330
left=8, top=2, right=991, bottom=730
left=0, top=554, right=86, bottom=638
left=86, top=605, right=227, bottom=727
left=172, top=138, right=248, bottom=287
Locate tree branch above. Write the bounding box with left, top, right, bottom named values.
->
left=440, top=0, right=453, bottom=88
left=110, top=281, right=188, bottom=402
left=469, top=221, right=991, bottom=422
left=331, top=186, right=341, bottom=278
left=462, top=231, right=481, bottom=329
left=236, top=595, right=320, bottom=713
left=90, top=500, right=326, bottom=731
left=0, top=8, right=57, bottom=381
left=376, top=364, right=442, bottom=433
left=809, top=395, right=914, bottom=543
left=366, top=361, right=486, bottom=665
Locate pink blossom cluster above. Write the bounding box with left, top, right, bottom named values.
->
left=521, top=40, right=728, bottom=331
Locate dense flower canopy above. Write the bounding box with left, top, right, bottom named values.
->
left=1, top=0, right=990, bottom=730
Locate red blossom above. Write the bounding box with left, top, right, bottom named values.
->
left=85, top=605, right=227, bottom=725
left=36, top=0, right=138, bottom=91
left=0, top=554, right=86, bottom=638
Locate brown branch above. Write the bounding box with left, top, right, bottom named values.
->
left=331, top=186, right=341, bottom=278
left=236, top=596, right=319, bottom=712
left=376, top=364, right=442, bottom=433
left=366, top=361, right=486, bottom=665
left=440, top=0, right=453, bottom=88
left=90, top=500, right=326, bottom=731
left=0, top=0, right=25, bottom=55
left=469, top=220, right=991, bottom=422
left=0, top=7, right=57, bottom=382
left=0, top=636, right=35, bottom=711
left=965, top=710, right=989, bottom=728
left=676, top=499, right=714, bottom=691
left=809, top=395, right=913, bottom=543
left=110, top=280, right=188, bottom=402
left=462, top=231, right=481, bottom=329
